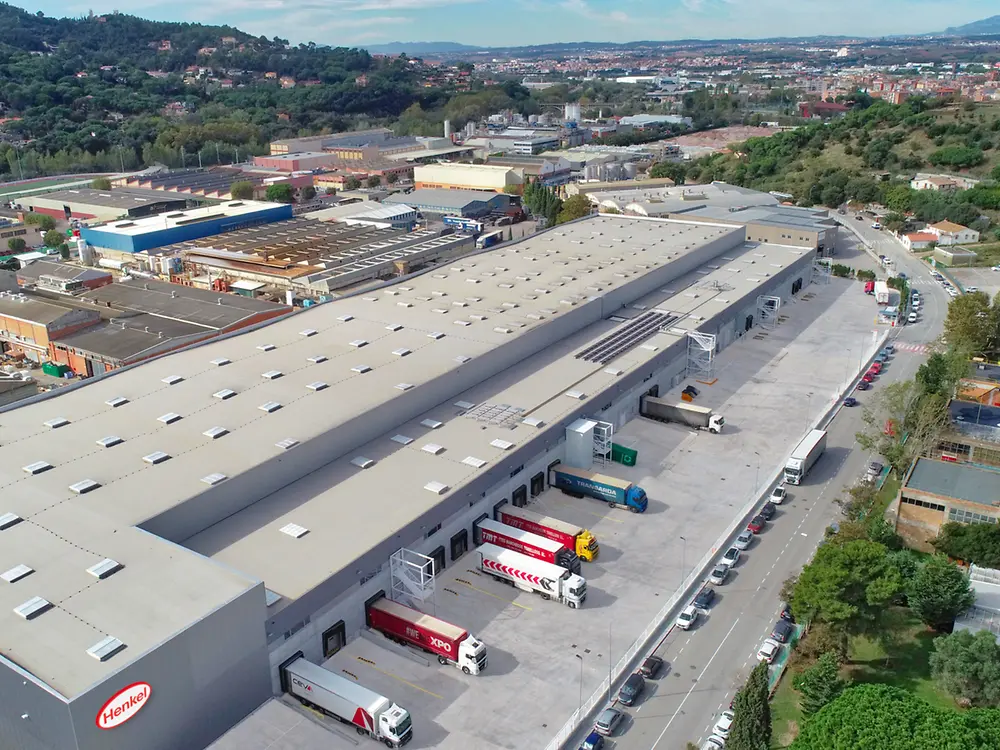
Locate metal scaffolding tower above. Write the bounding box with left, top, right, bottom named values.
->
left=813, top=258, right=832, bottom=285
left=686, top=331, right=717, bottom=380
left=389, top=548, right=436, bottom=610
left=592, top=420, right=613, bottom=466
left=756, top=295, right=782, bottom=331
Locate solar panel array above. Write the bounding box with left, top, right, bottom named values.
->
left=576, top=310, right=680, bottom=365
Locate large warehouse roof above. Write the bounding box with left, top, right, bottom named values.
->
left=0, top=214, right=813, bottom=698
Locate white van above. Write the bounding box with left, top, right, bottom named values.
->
left=908, top=312, right=918, bottom=324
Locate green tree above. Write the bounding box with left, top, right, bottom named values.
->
left=300, top=185, right=316, bottom=201
left=556, top=194, right=593, bottom=224
left=791, top=539, right=902, bottom=633
left=916, top=348, right=970, bottom=398
left=366, top=175, right=382, bottom=189
left=24, top=213, right=56, bottom=231
left=943, top=291, right=997, bottom=354
left=43, top=229, right=64, bottom=247
left=59, top=243, right=70, bottom=260
left=794, top=652, right=848, bottom=715
left=325, top=187, right=338, bottom=196
left=649, top=161, right=688, bottom=184
left=856, top=380, right=949, bottom=475
left=928, top=145, right=985, bottom=168
left=344, top=176, right=362, bottom=190
left=991, top=164, right=1000, bottom=181
left=264, top=183, right=294, bottom=203
left=386, top=172, right=399, bottom=185
left=7, top=237, right=26, bottom=252
left=91, top=176, right=112, bottom=190
left=933, top=522, right=1000, bottom=567
left=930, top=629, right=1000, bottom=706
left=728, top=661, right=770, bottom=750
left=230, top=181, right=254, bottom=200
left=909, top=555, right=975, bottom=631
left=502, top=183, right=521, bottom=195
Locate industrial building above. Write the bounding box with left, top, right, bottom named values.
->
left=0, top=213, right=822, bottom=750
left=17, top=189, right=189, bottom=223
left=382, top=188, right=514, bottom=218
left=80, top=201, right=293, bottom=256
left=121, top=168, right=311, bottom=202
left=413, top=163, right=522, bottom=193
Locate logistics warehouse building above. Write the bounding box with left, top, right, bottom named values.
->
left=0, top=214, right=821, bottom=750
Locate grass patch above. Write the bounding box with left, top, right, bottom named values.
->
left=873, top=472, right=901, bottom=518
left=965, top=242, right=1000, bottom=267
left=770, top=674, right=803, bottom=749
left=845, top=608, right=953, bottom=710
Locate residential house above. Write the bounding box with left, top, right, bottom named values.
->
left=901, top=231, right=938, bottom=252
left=911, top=176, right=959, bottom=191
left=928, top=220, right=980, bottom=246
left=279, top=76, right=296, bottom=89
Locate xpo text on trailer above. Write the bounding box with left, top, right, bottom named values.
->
left=475, top=517, right=581, bottom=574
left=784, top=429, right=828, bottom=485
left=494, top=505, right=599, bottom=562
left=475, top=543, right=586, bottom=608
left=366, top=597, right=488, bottom=675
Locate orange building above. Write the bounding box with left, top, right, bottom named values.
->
left=0, top=292, right=100, bottom=365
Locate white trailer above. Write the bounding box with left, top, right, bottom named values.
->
left=640, top=396, right=725, bottom=433
left=784, top=429, right=828, bottom=485
left=475, top=543, right=587, bottom=608
left=283, top=657, right=412, bottom=747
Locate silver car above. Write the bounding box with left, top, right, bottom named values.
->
left=709, top=564, right=730, bottom=585
left=734, top=530, right=753, bottom=550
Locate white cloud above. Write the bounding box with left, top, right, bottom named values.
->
left=561, top=0, right=631, bottom=23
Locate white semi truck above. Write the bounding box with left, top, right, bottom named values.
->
left=283, top=657, right=412, bottom=747
left=475, top=543, right=587, bottom=608
left=784, top=429, right=828, bottom=485
left=640, top=395, right=725, bottom=434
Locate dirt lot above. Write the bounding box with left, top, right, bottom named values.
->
left=661, top=125, right=780, bottom=151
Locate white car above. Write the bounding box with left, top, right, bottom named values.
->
left=703, top=735, right=726, bottom=750
left=966, top=286, right=979, bottom=293
left=770, top=485, right=787, bottom=505
left=714, top=710, right=735, bottom=738
left=757, top=638, right=782, bottom=663
left=720, top=546, right=742, bottom=568
left=948, top=289, right=959, bottom=297
left=676, top=605, right=699, bottom=630
left=871, top=222, right=882, bottom=229
left=992, top=265, right=1000, bottom=272
left=911, top=299, right=920, bottom=309
left=908, top=312, right=918, bottom=324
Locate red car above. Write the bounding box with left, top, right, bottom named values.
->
left=870, top=362, right=882, bottom=374
left=747, top=514, right=767, bottom=533
left=863, top=372, right=875, bottom=383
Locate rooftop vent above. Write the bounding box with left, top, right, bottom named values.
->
left=162, top=375, right=184, bottom=385
left=604, top=367, right=624, bottom=376
left=490, top=438, right=515, bottom=450
left=494, top=326, right=513, bottom=334
left=203, top=426, right=229, bottom=440
left=210, top=357, right=231, bottom=367
left=454, top=355, right=471, bottom=364
left=392, top=348, right=411, bottom=357
left=522, top=417, right=545, bottom=428
left=351, top=456, right=375, bottom=469
left=157, top=412, right=182, bottom=424
left=69, top=479, right=101, bottom=495
left=424, top=481, right=449, bottom=495
left=432, top=308, right=448, bottom=314
left=259, top=401, right=282, bottom=414
left=337, top=314, right=354, bottom=322
left=391, top=434, right=414, bottom=445
left=455, top=400, right=475, bottom=410
left=351, top=364, right=371, bottom=374
left=87, top=636, right=126, bottom=662
left=421, top=419, right=443, bottom=430
left=350, top=339, right=368, bottom=348
left=452, top=301, right=468, bottom=308
left=201, top=473, right=227, bottom=486
left=86, top=559, right=123, bottom=580
left=2, top=564, right=33, bottom=583
left=362, top=296, right=378, bottom=302
left=462, top=456, right=487, bottom=469
left=105, top=396, right=129, bottom=408
left=395, top=383, right=414, bottom=391
left=257, top=344, right=276, bottom=352
left=143, top=451, right=170, bottom=465
left=261, top=370, right=283, bottom=380
left=0, top=513, right=23, bottom=531
left=454, top=320, right=471, bottom=327
left=306, top=381, right=329, bottom=392
left=275, top=438, right=299, bottom=450
left=44, top=417, right=69, bottom=429
left=385, top=324, right=403, bottom=332
left=422, top=443, right=444, bottom=455
left=427, top=331, right=445, bottom=340
left=307, top=354, right=328, bottom=364
left=397, top=302, right=413, bottom=308
left=14, top=596, right=53, bottom=620
left=23, top=461, right=52, bottom=475
left=565, top=390, right=586, bottom=400
left=213, top=388, right=236, bottom=400
left=280, top=523, right=309, bottom=539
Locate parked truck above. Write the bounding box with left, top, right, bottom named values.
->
left=476, top=543, right=587, bottom=608
left=283, top=657, right=413, bottom=747
left=549, top=465, right=648, bottom=513
left=475, top=517, right=581, bottom=574
left=495, top=505, right=599, bottom=562
left=640, top=395, right=725, bottom=433
left=784, top=429, right=828, bottom=485
left=367, top=597, right=488, bottom=675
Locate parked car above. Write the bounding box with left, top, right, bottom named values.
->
left=872, top=222, right=882, bottom=229
left=967, top=286, right=979, bottom=293
left=992, top=265, right=1000, bottom=272
left=701, top=737, right=725, bottom=750
left=594, top=707, right=623, bottom=736
left=676, top=605, right=699, bottom=630
left=747, top=514, right=767, bottom=534
left=770, top=485, right=787, bottom=504
left=580, top=731, right=605, bottom=750
left=771, top=619, right=795, bottom=643
left=759, top=501, right=777, bottom=520
left=721, top=546, right=742, bottom=568
left=639, top=655, right=665, bottom=679
left=862, top=372, right=875, bottom=383
left=843, top=396, right=858, bottom=407
left=714, top=710, right=735, bottom=738
left=757, top=639, right=782, bottom=664
left=779, top=602, right=795, bottom=622
left=618, top=673, right=645, bottom=706
left=709, top=564, right=730, bottom=585
left=870, top=362, right=882, bottom=374
left=865, top=461, right=884, bottom=483
left=884, top=342, right=895, bottom=352
left=908, top=312, right=918, bottom=324
left=734, top=529, right=754, bottom=550
left=694, top=588, right=716, bottom=610
left=856, top=380, right=871, bottom=391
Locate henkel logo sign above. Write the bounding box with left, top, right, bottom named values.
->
left=430, top=636, right=453, bottom=653
left=96, top=682, right=151, bottom=730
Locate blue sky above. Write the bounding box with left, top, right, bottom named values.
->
left=10, top=0, right=997, bottom=48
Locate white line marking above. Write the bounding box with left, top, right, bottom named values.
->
left=649, top=618, right=741, bottom=750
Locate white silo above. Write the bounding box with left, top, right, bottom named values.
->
left=444, top=119, right=452, bottom=139
left=77, top=238, right=94, bottom=266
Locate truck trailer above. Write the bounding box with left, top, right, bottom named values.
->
left=475, top=543, right=587, bottom=608
left=475, top=517, right=581, bottom=574
left=640, top=395, right=725, bottom=433
left=367, top=597, right=488, bottom=675
left=283, top=657, right=413, bottom=747
left=495, top=505, right=599, bottom=562
left=784, top=429, right=828, bottom=485
left=549, top=465, right=648, bottom=513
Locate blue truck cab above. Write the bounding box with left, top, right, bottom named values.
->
left=549, top=465, right=648, bottom=513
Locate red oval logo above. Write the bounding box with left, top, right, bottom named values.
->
left=95, top=682, right=151, bottom=730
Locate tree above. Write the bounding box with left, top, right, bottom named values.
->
left=344, top=176, right=362, bottom=190
left=909, top=555, right=975, bottom=631
left=502, top=183, right=521, bottom=195
left=856, top=380, right=948, bottom=475
left=264, top=183, right=294, bottom=203
left=300, top=185, right=316, bottom=201
left=43, top=229, right=64, bottom=248
left=90, top=176, right=112, bottom=190
left=791, top=539, right=902, bottom=633
left=916, top=348, right=970, bottom=398
left=325, top=187, right=337, bottom=195
left=366, top=175, right=382, bottom=189
left=24, top=213, right=56, bottom=231
left=230, top=181, right=254, bottom=200
left=386, top=172, right=399, bottom=185
left=59, top=243, right=70, bottom=260
left=728, top=661, right=770, bottom=750
left=649, top=161, right=688, bottom=184
left=556, top=194, right=593, bottom=224
left=943, top=291, right=997, bottom=355
left=7, top=237, right=26, bottom=252
left=794, top=652, right=848, bottom=715
left=934, top=522, right=1000, bottom=567
left=930, top=629, right=1000, bottom=706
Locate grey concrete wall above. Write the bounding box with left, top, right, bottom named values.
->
left=0, top=657, right=75, bottom=750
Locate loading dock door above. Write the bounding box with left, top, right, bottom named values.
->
left=512, top=485, right=527, bottom=507
left=364, top=591, right=387, bottom=627
left=322, top=621, right=346, bottom=658
left=473, top=513, right=489, bottom=544
left=744, top=314, right=754, bottom=332
left=718, top=319, right=736, bottom=350
left=493, top=499, right=508, bottom=520
left=430, top=546, right=446, bottom=575
left=530, top=472, right=545, bottom=497
left=450, top=529, right=468, bottom=561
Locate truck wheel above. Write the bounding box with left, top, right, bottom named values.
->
left=541, top=593, right=551, bottom=600
left=357, top=727, right=366, bottom=736
left=462, top=666, right=471, bottom=675
left=384, top=740, right=394, bottom=748
left=629, top=507, right=640, bottom=514
left=438, top=655, right=448, bottom=665
left=568, top=601, right=579, bottom=609
left=608, top=502, right=617, bottom=509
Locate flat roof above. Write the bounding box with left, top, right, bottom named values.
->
left=906, top=457, right=1000, bottom=508
left=0, top=214, right=813, bottom=697
left=57, top=316, right=207, bottom=362
left=85, top=200, right=280, bottom=237
left=0, top=292, right=79, bottom=325
left=383, top=189, right=494, bottom=210
left=16, top=260, right=110, bottom=285
left=385, top=146, right=475, bottom=161
left=950, top=399, right=1000, bottom=428
left=27, top=187, right=187, bottom=211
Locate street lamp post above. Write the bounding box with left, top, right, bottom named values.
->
left=679, top=535, right=687, bottom=587
left=753, top=450, right=761, bottom=495
left=607, top=622, right=612, bottom=705
left=575, top=654, right=583, bottom=712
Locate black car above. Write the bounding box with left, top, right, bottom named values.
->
left=639, top=655, right=665, bottom=679
left=694, top=588, right=716, bottom=609
left=779, top=602, right=795, bottom=623
left=771, top=619, right=795, bottom=643
left=759, top=501, right=777, bottom=521
left=856, top=380, right=871, bottom=391
left=618, top=672, right=645, bottom=706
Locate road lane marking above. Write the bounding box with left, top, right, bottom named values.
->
left=355, top=658, right=443, bottom=699
left=649, top=618, right=741, bottom=750
left=454, top=578, right=531, bottom=610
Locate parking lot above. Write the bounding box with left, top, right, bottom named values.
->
left=947, top=265, right=1000, bottom=298
left=299, top=276, right=883, bottom=750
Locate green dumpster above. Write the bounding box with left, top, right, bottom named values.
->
left=611, top=443, right=638, bottom=466
left=42, top=362, right=70, bottom=377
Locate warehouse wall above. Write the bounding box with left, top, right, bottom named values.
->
left=0, top=657, right=75, bottom=750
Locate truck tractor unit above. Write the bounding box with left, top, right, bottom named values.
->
left=640, top=395, right=725, bottom=434
left=784, top=429, right=828, bottom=485
left=475, top=543, right=586, bottom=608
left=282, top=657, right=413, bottom=747
left=475, top=517, right=581, bottom=574
left=367, top=597, right=488, bottom=675
left=494, top=505, right=599, bottom=561
left=549, top=465, right=648, bottom=513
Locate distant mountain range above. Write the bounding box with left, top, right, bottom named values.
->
left=941, top=15, right=1000, bottom=36
left=363, top=41, right=483, bottom=55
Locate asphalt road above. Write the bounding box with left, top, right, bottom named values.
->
left=600, top=226, right=953, bottom=750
